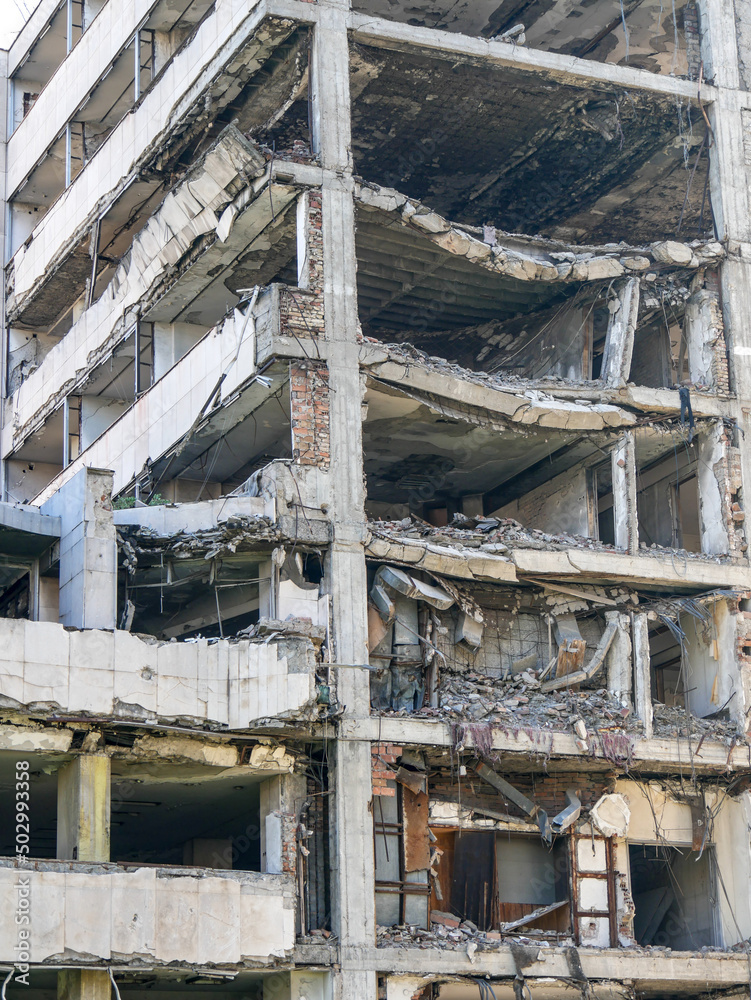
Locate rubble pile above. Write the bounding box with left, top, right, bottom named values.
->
left=375, top=920, right=572, bottom=951
left=381, top=667, right=740, bottom=750
left=368, top=514, right=729, bottom=563
left=369, top=513, right=614, bottom=554
left=431, top=670, right=637, bottom=734
left=118, top=514, right=281, bottom=570
left=651, top=701, right=740, bottom=742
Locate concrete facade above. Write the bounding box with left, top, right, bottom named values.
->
left=3, top=2, right=751, bottom=1000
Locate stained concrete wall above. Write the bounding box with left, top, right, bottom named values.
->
left=494, top=466, right=591, bottom=537
left=0, top=862, right=295, bottom=964
left=0, top=618, right=317, bottom=726
left=681, top=600, right=737, bottom=720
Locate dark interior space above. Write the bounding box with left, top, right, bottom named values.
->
left=629, top=843, right=718, bottom=949
left=0, top=753, right=57, bottom=858
left=350, top=0, right=692, bottom=79
left=110, top=767, right=262, bottom=870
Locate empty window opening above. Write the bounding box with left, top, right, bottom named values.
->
left=590, top=461, right=614, bottom=545
left=649, top=620, right=685, bottom=709
left=630, top=310, right=688, bottom=388
left=647, top=598, right=730, bottom=720
left=0, top=571, right=32, bottom=620
left=110, top=768, right=262, bottom=870
left=374, top=781, right=431, bottom=928
left=0, top=753, right=57, bottom=859
left=429, top=829, right=570, bottom=934
left=636, top=447, right=700, bottom=552
left=119, top=552, right=265, bottom=640
left=629, top=844, right=719, bottom=949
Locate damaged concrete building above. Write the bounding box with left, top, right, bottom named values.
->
left=4, top=0, right=751, bottom=999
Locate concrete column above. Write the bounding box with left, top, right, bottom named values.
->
left=57, top=754, right=111, bottom=861
left=611, top=431, right=638, bottom=554
left=698, top=422, right=731, bottom=555
left=606, top=612, right=633, bottom=707
left=310, top=3, right=377, bottom=997
left=684, top=273, right=724, bottom=389
left=260, top=771, right=307, bottom=874
left=600, top=278, right=640, bottom=387
left=698, top=0, right=751, bottom=565
left=40, top=466, right=117, bottom=628
left=56, top=755, right=112, bottom=1000
left=632, top=613, right=653, bottom=738
left=58, top=971, right=110, bottom=1000
left=0, top=47, right=8, bottom=501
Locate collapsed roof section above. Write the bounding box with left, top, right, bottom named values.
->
left=348, top=39, right=709, bottom=241
left=354, top=182, right=723, bottom=379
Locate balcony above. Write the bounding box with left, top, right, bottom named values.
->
left=0, top=616, right=318, bottom=726
left=0, top=860, right=295, bottom=965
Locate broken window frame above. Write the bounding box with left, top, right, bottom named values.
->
left=374, top=781, right=431, bottom=927
left=570, top=828, right=617, bottom=946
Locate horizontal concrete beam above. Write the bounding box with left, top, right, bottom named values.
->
left=340, top=717, right=751, bottom=774
left=363, top=355, right=637, bottom=432
left=323, top=944, right=751, bottom=983
left=346, top=10, right=721, bottom=102
left=365, top=531, right=751, bottom=591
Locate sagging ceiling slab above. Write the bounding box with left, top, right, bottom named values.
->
left=355, top=205, right=571, bottom=331
left=349, top=42, right=708, bottom=242
left=362, top=380, right=705, bottom=509
left=362, top=381, right=584, bottom=505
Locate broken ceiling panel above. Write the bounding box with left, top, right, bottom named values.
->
left=349, top=44, right=708, bottom=242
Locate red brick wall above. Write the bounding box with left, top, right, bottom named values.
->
left=280, top=191, right=324, bottom=341
left=290, top=361, right=330, bottom=468
left=372, top=743, right=402, bottom=797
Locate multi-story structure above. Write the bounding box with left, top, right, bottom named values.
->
left=2, top=0, right=751, bottom=998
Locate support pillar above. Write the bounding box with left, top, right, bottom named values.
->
left=56, top=754, right=111, bottom=861
left=606, top=612, right=633, bottom=707
left=611, top=431, right=638, bottom=554
left=57, top=755, right=111, bottom=1000
left=632, top=613, right=653, bottom=738
left=600, top=278, right=640, bottom=387
left=40, top=466, right=117, bottom=628
left=310, top=2, right=377, bottom=997
left=698, top=0, right=751, bottom=563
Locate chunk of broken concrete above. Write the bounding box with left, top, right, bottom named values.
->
left=651, top=240, right=694, bottom=266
